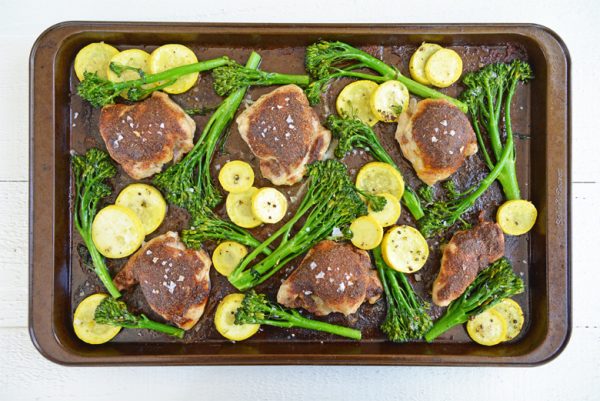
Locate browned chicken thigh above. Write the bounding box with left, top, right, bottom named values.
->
left=395, top=99, right=477, bottom=186
left=114, top=231, right=211, bottom=330
left=432, top=221, right=505, bottom=306
left=277, top=240, right=383, bottom=316
left=99, top=91, right=195, bottom=179
left=236, top=84, right=331, bottom=185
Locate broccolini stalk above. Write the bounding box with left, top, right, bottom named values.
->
left=71, top=149, right=121, bottom=298
left=228, top=160, right=368, bottom=291
left=95, top=297, right=184, bottom=338
left=373, top=246, right=432, bottom=342
left=154, top=52, right=262, bottom=213
left=77, top=57, right=232, bottom=107
left=425, top=257, right=524, bottom=342
left=182, top=203, right=271, bottom=255
left=327, top=115, right=425, bottom=220
left=461, top=60, right=533, bottom=200
left=305, top=41, right=467, bottom=112
left=235, top=291, right=361, bottom=340
left=417, top=122, right=514, bottom=238
left=212, top=62, right=310, bottom=96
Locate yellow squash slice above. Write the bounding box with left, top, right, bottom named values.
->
left=74, top=42, right=119, bottom=81
left=106, top=49, right=151, bottom=99
left=148, top=44, right=199, bottom=94
left=492, top=298, right=524, bottom=341
left=370, top=80, right=410, bottom=122
left=409, top=42, right=443, bottom=85
left=424, top=48, right=463, bottom=88
left=212, top=241, right=248, bottom=277
left=496, top=200, right=537, bottom=236
left=226, top=187, right=262, bottom=228
left=350, top=215, right=384, bottom=250
left=115, top=183, right=167, bottom=235
left=336, top=80, right=379, bottom=126
left=355, top=162, right=405, bottom=200
left=92, top=205, right=145, bottom=258
left=73, top=294, right=122, bottom=345
left=251, top=187, right=288, bottom=224
left=466, top=308, right=508, bottom=346
left=368, top=193, right=401, bottom=227
left=218, top=160, right=255, bottom=193
left=381, top=225, right=429, bottom=273
left=214, top=293, right=260, bottom=341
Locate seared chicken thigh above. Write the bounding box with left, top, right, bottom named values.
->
left=432, top=222, right=505, bottom=306
left=277, top=240, right=382, bottom=316
left=114, top=231, right=211, bottom=330
left=99, top=91, right=195, bottom=180
left=396, top=99, right=477, bottom=186
left=236, top=84, right=331, bottom=185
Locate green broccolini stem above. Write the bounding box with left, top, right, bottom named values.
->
left=212, top=63, right=310, bottom=96
left=235, top=291, right=361, bottom=340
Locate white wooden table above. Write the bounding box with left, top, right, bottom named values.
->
left=2, top=1, right=598, bottom=399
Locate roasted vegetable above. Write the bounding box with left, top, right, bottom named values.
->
left=327, top=115, right=424, bottom=220
left=95, top=296, right=184, bottom=338
left=147, top=44, right=200, bottom=94
left=461, top=60, right=533, bottom=200
left=235, top=291, right=362, bottom=340
left=71, top=148, right=121, bottom=298
left=425, top=257, right=524, bottom=342
left=373, top=246, right=432, bottom=342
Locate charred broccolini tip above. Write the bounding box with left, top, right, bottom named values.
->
left=77, top=56, right=232, bottom=107
left=153, top=52, right=262, bottom=213
left=305, top=41, right=467, bottom=112
left=71, top=148, right=120, bottom=298
left=326, top=115, right=425, bottom=220
left=95, top=297, right=184, bottom=338
left=228, top=159, right=368, bottom=291
left=235, top=291, right=362, bottom=340
left=425, top=257, right=524, bottom=342
left=461, top=59, right=533, bottom=200
left=373, top=246, right=432, bottom=342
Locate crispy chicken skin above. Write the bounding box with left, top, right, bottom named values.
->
left=113, top=231, right=211, bottom=330
left=99, top=91, right=195, bottom=180
left=395, top=99, right=477, bottom=186
left=432, top=221, right=505, bottom=307
left=236, top=84, right=331, bottom=186
left=277, top=240, right=382, bottom=316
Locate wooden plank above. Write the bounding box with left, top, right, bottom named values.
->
left=0, top=326, right=598, bottom=400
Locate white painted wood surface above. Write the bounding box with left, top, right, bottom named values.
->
left=2, top=1, right=598, bottom=399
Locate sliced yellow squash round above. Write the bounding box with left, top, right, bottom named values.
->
left=381, top=225, right=429, bottom=273
left=251, top=187, right=288, bottom=224
left=115, top=183, right=167, bottom=235
left=350, top=215, right=384, bottom=250
left=148, top=44, right=199, bottom=94
left=92, top=205, right=145, bottom=258
left=106, top=49, right=151, bottom=99
left=424, top=48, right=463, bottom=88
left=226, top=187, right=262, bottom=228
left=496, top=200, right=537, bottom=236
left=214, top=293, right=260, bottom=341
left=368, top=193, right=401, bottom=227
left=218, top=160, right=255, bottom=193
left=73, top=293, right=122, bottom=345
left=409, top=43, right=443, bottom=85
left=466, top=308, right=508, bottom=346
left=492, top=298, right=524, bottom=341
left=212, top=241, right=248, bottom=277
left=336, top=80, right=379, bottom=126
left=74, top=42, right=119, bottom=81
left=370, top=80, right=410, bottom=122
left=355, top=162, right=405, bottom=200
